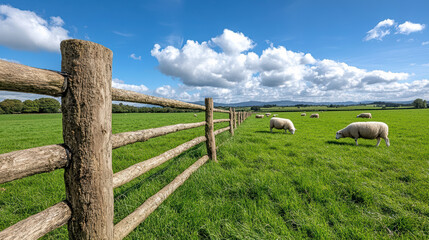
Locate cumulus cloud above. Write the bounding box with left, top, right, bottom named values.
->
left=396, top=21, right=425, bottom=35
left=149, top=29, right=429, bottom=103
left=112, top=78, right=148, bottom=92
left=130, top=53, right=141, bottom=60
left=0, top=5, right=70, bottom=52
left=364, top=19, right=395, bottom=41
left=422, top=41, right=429, bottom=46
left=211, top=29, right=255, bottom=55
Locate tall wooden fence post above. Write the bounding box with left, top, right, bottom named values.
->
left=205, top=98, right=217, bottom=162
left=233, top=109, right=237, bottom=129
left=61, top=39, right=113, bottom=240
left=229, top=107, right=234, bottom=136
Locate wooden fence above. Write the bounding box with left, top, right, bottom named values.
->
left=0, top=39, right=251, bottom=240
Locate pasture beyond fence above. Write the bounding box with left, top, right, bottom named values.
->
left=0, top=39, right=251, bottom=239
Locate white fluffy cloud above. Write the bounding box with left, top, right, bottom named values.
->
left=211, top=29, right=255, bottom=55
left=0, top=5, right=70, bottom=52
left=396, top=21, right=425, bottom=35
left=364, top=19, right=395, bottom=41
left=365, top=19, right=426, bottom=41
left=149, top=29, right=428, bottom=103
left=112, top=78, right=148, bottom=92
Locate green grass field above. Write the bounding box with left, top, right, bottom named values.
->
left=1, top=109, right=428, bottom=239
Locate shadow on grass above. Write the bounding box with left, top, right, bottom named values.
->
left=255, top=130, right=287, bottom=134
left=326, top=140, right=375, bottom=148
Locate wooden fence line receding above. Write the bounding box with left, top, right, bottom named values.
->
left=0, top=144, right=68, bottom=184
left=113, top=136, right=206, bottom=188
left=0, top=38, right=251, bottom=240
left=113, top=155, right=210, bottom=240
left=0, top=201, right=71, bottom=240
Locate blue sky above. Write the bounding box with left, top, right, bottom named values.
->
left=1, top=0, right=428, bottom=103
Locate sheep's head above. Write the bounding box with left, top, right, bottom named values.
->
left=336, top=131, right=343, bottom=139
left=290, top=128, right=296, bottom=135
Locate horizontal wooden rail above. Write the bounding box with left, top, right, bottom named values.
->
left=213, top=109, right=229, bottom=113
left=112, top=121, right=206, bottom=149
left=113, top=155, right=210, bottom=240
left=112, top=88, right=205, bottom=110
left=0, top=201, right=71, bottom=240
left=0, top=144, right=68, bottom=184
left=0, top=60, right=230, bottom=112
left=214, top=126, right=231, bottom=135
left=0, top=60, right=65, bottom=97
left=213, top=118, right=230, bottom=123
left=113, top=136, right=206, bottom=188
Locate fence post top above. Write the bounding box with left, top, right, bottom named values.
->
left=60, top=39, right=113, bottom=57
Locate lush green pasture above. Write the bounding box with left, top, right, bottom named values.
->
left=1, top=109, right=428, bottom=239
left=258, top=105, right=412, bottom=112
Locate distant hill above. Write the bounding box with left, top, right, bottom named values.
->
left=190, top=100, right=412, bottom=107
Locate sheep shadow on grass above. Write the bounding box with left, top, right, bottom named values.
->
left=326, top=140, right=375, bottom=148
left=254, top=130, right=287, bottom=134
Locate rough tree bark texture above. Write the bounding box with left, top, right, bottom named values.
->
left=0, top=60, right=65, bottom=96
left=229, top=108, right=234, bottom=136
left=205, top=98, right=217, bottom=162
left=61, top=39, right=113, bottom=240
left=0, top=144, right=68, bottom=184
left=0, top=201, right=71, bottom=240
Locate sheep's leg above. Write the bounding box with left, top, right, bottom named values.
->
left=376, top=137, right=381, bottom=147
left=355, top=138, right=358, bottom=146
left=385, top=137, right=390, bottom=147
left=270, top=127, right=273, bottom=133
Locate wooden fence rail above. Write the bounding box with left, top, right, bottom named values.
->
left=0, top=39, right=252, bottom=240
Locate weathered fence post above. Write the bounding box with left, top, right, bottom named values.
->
left=61, top=39, right=113, bottom=239
left=229, top=107, right=234, bottom=136
left=233, top=108, right=237, bottom=129
left=205, top=98, right=217, bottom=162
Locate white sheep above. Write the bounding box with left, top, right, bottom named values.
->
left=301, top=113, right=306, bottom=116
left=270, top=117, right=295, bottom=134
left=336, top=122, right=390, bottom=147
left=256, top=114, right=264, bottom=118
left=194, top=114, right=197, bottom=117
left=266, top=113, right=271, bottom=117
left=310, top=113, right=319, bottom=118
left=273, top=114, right=278, bottom=117
left=356, top=113, right=372, bottom=118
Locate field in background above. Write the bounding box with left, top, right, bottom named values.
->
left=231, top=104, right=412, bottom=112
left=1, top=109, right=428, bottom=239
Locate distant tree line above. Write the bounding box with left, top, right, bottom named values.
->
left=112, top=103, right=200, bottom=113
left=0, top=98, right=61, bottom=114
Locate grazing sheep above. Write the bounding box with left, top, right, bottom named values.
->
left=357, top=113, right=372, bottom=118
left=273, top=114, right=278, bottom=117
left=266, top=113, right=271, bottom=117
left=256, top=114, right=264, bottom=118
left=270, top=117, right=295, bottom=134
left=194, top=114, right=197, bottom=117
left=301, top=113, right=306, bottom=116
left=310, top=113, right=319, bottom=118
left=336, top=122, right=390, bottom=147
